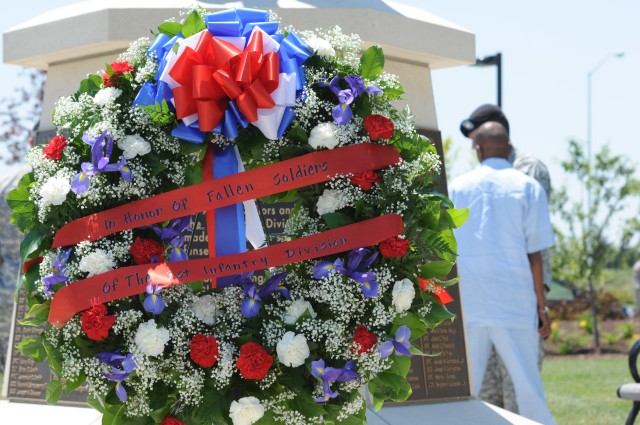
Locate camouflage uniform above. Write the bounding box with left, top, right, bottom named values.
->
left=479, top=149, right=551, bottom=412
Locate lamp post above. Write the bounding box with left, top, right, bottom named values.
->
left=585, top=51, right=624, bottom=352
left=475, top=53, right=502, bottom=107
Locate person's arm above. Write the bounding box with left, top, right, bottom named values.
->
left=528, top=251, right=551, bottom=339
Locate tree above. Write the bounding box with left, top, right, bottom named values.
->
left=0, top=68, right=46, bottom=163
left=551, top=140, right=640, bottom=351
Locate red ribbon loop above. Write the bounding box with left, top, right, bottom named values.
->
left=168, top=29, right=282, bottom=131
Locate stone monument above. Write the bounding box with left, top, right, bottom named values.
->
left=1, top=2, right=532, bottom=424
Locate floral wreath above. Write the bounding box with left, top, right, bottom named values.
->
left=9, top=7, right=466, bottom=425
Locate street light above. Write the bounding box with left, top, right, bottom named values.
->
left=585, top=50, right=624, bottom=352
left=475, top=53, right=502, bottom=107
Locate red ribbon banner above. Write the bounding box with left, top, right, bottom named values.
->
left=48, top=214, right=404, bottom=327
left=51, top=143, right=400, bottom=248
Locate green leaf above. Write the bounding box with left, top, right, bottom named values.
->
left=158, top=21, right=183, bottom=37
left=86, top=393, right=111, bottom=414
left=46, top=380, right=62, bottom=404
left=182, top=11, right=206, bottom=38
left=65, top=371, right=87, bottom=394
left=44, top=342, right=63, bottom=376
left=6, top=186, right=34, bottom=213
left=20, top=228, right=50, bottom=261
left=393, top=312, right=427, bottom=340
left=285, top=123, right=309, bottom=143
left=360, top=45, right=385, bottom=80
left=11, top=209, right=36, bottom=233
left=369, top=372, right=412, bottom=403
left=77, top=74, right=102, bottom=97
left=420, top=200, right=441, bottom=230
left=21, top=266, right=41, bottom=294
left=291, top=392, right=325, bottom=418
left=18, top=336, right=47, bottom=362
left=387, top=354, right=411, bottom=377
left=19, top=300, right=50, bottom=327
left=442, top=208, right=469, bottom=229
left=423, top=229, right=457, bottom=261
left=322, top=212, right=354, bottom=229
left=425, top=303, right=455, bottom=328
left=419, top=260, right=454, bottom=279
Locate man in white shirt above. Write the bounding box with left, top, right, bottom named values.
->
left=450, top=121, right=555, bottom=425
left=461, top=104, right=553, bottom=413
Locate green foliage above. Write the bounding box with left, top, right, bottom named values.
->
left=46, top=379, right=63, bottom=405
left=322, top=212, right=354, bottom=229
left=359, top=46, right=385, bottom=81
left=552, top=140, right=640, bottom=287
left=18, top=336, right=47, bottom=363
left=551, top=140, right=640, bottom=350
left=182, top=11, right=207, bottom=38
left=138, top=100, right=176, bottom=126
left=76, top=74, right=103, bottom=98
left=18, top=299, right=50, bottom=327
left=7, top=172, right=37, bottom=232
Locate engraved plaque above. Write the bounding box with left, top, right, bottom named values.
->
left=400, top=128, right=470, bottom=403
left=7, top=289, right=88, bottom=405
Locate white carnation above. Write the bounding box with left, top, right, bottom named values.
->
left=39, top=176, right=70, bottom=206
left=308, top=122, right=339, bottom=150
left=134, top=319, right=170, bottom=357
left=94, top=87, right=122, bottom=106
left=284, top=299, right=316, bottom=325
left=392, top=278, right=416, bottom=312
left=191, top=294, right=221, bottom=325
left=78, top=249, right=115, bottom=277
left=229, top=396, right=264, bottom=425
left=316, top=189, right=347, bottom=216
left=118, top=134, right=151, bottom=159
left=276, top=331, right=310, bottom=367
left=307, top=36, right=336, bottom=58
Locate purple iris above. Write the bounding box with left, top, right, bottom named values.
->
left=41, top=248, right=72, bottom=296
left=143, top=283, right=165, bottom=315
left=148, top=216, right=192, bottom=262
left=313, top=248, right=379, bottom=297
left=70, top=131, right=132, bottom=194
left=319, top=75, right=382, bottom=125
left=379, top=325, right=412, bottom=359
left=97, top=352, right=136, bottom=402
left=311, top=359, right=361, bottom=403
left=239, top=272, right=290, bottom=318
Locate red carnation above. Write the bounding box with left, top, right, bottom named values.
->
left=161, top=418, right=186, bottom=425
left=364, top=114, right=394, bottom=140
left=189, top=334, right=220, bottom=368
left=80, top=304, right=115, bottom=341
left=349, top=170, right=382, bottom=191
left=130, top=237, right=165, bottom=265
left=378, top=236, right=410, bottom=258
left=236, top=342, right=273, bottom=380
left=351, top=325, right=378, bottom=355
left=102, top=61, right=133, bottom=87
left=42, top=135, right=67, bottom=160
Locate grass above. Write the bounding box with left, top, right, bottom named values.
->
left=542, top=355, right=631, bottom=424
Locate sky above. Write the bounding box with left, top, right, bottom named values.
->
left=2, top=0, right=639, bottom=233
